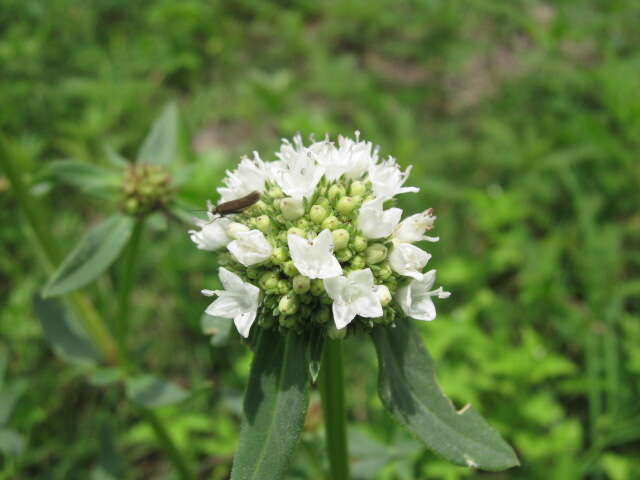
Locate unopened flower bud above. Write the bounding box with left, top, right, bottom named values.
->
left=288, top=227, right=306, bottom=238
left=349, top=181, right=366, bottom=196
left=313, top=308, right=330, bottom=324
left=352, top=235, right=368, bottom=252
left=228, top=222, right=250, bottom=239
left=336, top=196, right=357, bottom=215
left=377, top=285, right=392, bottom=306
left=321, top=215, right=340, bottom=230
left=332, top=229, right=350, bottom=250
left=336, top=248, right=353, bottom=262
left=279, top=293, right=298, bottom=316
left=292, top=275, right=310, bottom=294
left=283, top=260, right=299, bottom=277
left=217, top=252, right=233, bottom=266
left=377, top=263, right=393, bottom=280
left=277, top=279, right=290, bottom=294
left=310, top=205, right=329, bottom=224
left=268, top=186, right=284, bottom=199
left=310, top=279, right=325, bottom=296
left=279, top=314, right=296, bottom=327
left=366, top=244, right=388, bottom=264
left=271, top=246, right=288, bottom=264
left=255, top=215, right=272, bottom=233
left=328, top=323, right=347, bottom=339
left=328, top=184, right=345, bottom=201
left=351, top=255, right=366, bottom=270
left=260, top=271, right=279, bottom=290
left=280, top=198, right=305, bottom=220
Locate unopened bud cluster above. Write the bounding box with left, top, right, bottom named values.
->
left=121, top=164, right=174, bottom=216
left=192, top=133, right=450, bottom=340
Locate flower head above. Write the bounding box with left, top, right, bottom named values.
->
left=191, top=132, right=449, bottom=339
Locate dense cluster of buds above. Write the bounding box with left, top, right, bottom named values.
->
left=190, top=133, right=450, bottom=339
left=121, top=164, right=174, bottom=216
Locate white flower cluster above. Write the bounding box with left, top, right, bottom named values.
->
left=190, top=133, right=450, bottom=339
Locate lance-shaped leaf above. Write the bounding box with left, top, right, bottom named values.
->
left=33, top=296, right=99, bottom=366
left=43, top=214, right=135, bottom=297
left=39, top=160, right=121, bottom=198
left=137, top=102, right=179, bottom=167
left=230, top=329, right=309, bottom=480
left=370, top=316, right=519, bottom=471
left=126, top=375, right=189, bottom=408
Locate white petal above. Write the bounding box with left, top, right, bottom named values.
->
left=234, top=310, right=257, bottom=338
left=227, top=229, right=273, bottom=266
left=333, top=301, right=356, bottom=330
left=217, top=153, right=270, bottom=203
left=288, top=230, right=342, bottom=279
left=389, top=243, right=431, bottom=279
left=396, top=270, right=448, bottom=322
left=358, top=198, right=402, bottom=239
left=189, top=217, right=231, bottom=251
left=206, top=296, right=242, bottom=318
left=353, top=294, right=383, bottom=318
left=323, top=275, right=347, bottom=300
left=218, top=267, right=246, bottom=291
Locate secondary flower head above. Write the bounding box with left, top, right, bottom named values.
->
left=190, top=133, right=449, bottom=339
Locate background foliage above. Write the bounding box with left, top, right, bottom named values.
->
left=1, top=0, right=639, bottom=478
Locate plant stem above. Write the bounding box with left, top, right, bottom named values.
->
left=320, top=338, right=350, bottom=480
left=116, top=218, right=145, bottom=350
left=141, top=407, right=195, bottom=480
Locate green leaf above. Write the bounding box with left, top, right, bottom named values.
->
left=137, top=102, right=179, bottom=166
left=201, top=314, right=234, bottom=347
left=230, top=329, right=310, bottom=480
left=0, top=428, right=25, bottom=456
left=43, top=214, right=135, bottom=297
left=40, top=160, right=121, bottom=198
left=0, top=381, right=26, bottom=425
left=33, top=296, right=99, bottom=366
left=370, top=317, right=520, bottom=471
left=126, top=375, right=189, bottom=408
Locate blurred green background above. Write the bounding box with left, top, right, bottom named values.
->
left=1, top=0, right=640, bottom=478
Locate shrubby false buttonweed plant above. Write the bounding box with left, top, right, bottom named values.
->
left=190, top=132, right=450, bottom=338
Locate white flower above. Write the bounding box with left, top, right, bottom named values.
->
left=368, top=157, right=419, bottom=199
left=323, top=269, right=383, bottom=329
left=202, top=267, right=261, bottom=338
left=393, top=208, right=439, bottom=244
left=272, top=135, right=324, bottom=199
left=217, top=152, right=271, bottom=203
left=189, top=215, right=231, bottom=251
left=397, top=269, right=450, bottom=321
left=227, top=229, right=273, bottom=266
left=357, top=197, right=402, bottom=239
left=287, top=229, right=342, bottom=279
left=389, top=243, right=431, bottom=279
left=316, top=131, right=377, bottom=181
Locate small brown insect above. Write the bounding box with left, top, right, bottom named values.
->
left=211, top=191, right=261, bottom=217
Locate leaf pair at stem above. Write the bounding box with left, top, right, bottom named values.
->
left=231, top=316, right=519, bottom=479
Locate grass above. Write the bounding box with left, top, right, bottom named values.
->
left=1, top=0, right=640, bottom=478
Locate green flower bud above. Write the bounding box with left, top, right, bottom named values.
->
left=125, top=198, right=138, bottom=214
left=327, top=323, right=346, bottom=340
left=366, top=244, right=388, bottom=264
left=287, top=228, right=306, bottom=240
left=313, top=307, right=330, bottom=324
left=292, top=275, right=310, bottom=294
left=277, top=279, right=290, bottom=294
left=352, top=236, right=368, bottom=252
left=271, top=247, right=288, bottom=264
left=332, top=229, right=350, bottom=250
left=280, top=198, right=305, bottom=220
left=351, top=254, right=366, bottom=270
left=258, top=315, right=275, bottom=328
left=328, top=184, right=345, bottom=201
left=336, top=196, right=357, bottom=215
left=310, top=278, right=325, bottom=296
left=349, top=181, right=366, bottom=196
left=317, top=197, right=331, bottom=209
left=321, top=215, right=340, bottom=230
left=279, top=293, right=298, bottom=316
left=279, top=314, right=296, bottom=327
left=255, top=215, right=272, bottom=233
left=283, top=260, right=299, bottom=277
left=268, top=186, right=284, bottom=199
left=377, top=284, right=392, bottom=306
left=377, top=263, right=393, bottom=280
left=260, top=271, right=279, bottom=291
left=217, top=252, right=233, bottom=266
left=310, top=205, right=329, bottom=224
left=254, top=200, right=268, bottom=211
left=296, top=218, right=311, bottom=230
left=336, top=248, right=353, bottom=262
left=246, top=267, right=260, bottom=280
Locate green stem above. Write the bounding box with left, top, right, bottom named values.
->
left=141, top=408, right=194, bottom=480
left=1, top=143, right=192, bottom=478
left=319, top=338, right=350, bottom=480
left=116, top=218, right=145, bottom=349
